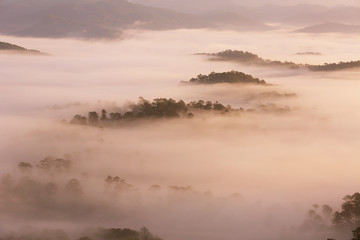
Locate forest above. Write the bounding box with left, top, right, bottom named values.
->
left=199, top=50, right=360, bottom=71
left=69, top=97, right=235, bottom=126
left=186, top=71, right=267, bottom=85
left=0, top=227, right=161, bottom=240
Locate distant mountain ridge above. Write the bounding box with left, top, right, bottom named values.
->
left=0, top=41, right=46, bottom=55
left=0, top=0, right=269, bottom=39
left=296, top=22, right=360, bottom=33
left=130, top=2, right=360, bottom=25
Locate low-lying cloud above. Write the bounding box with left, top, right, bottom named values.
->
left=1, top=29, right=360, bottom=240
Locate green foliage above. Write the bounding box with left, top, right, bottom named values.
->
left=77, top=237, right=93, bottom=240
left=18, top=162, right=33, bottom=170
left=203, top=49, right=360, bottom=72
left=37, top=156, right=71, bottom=172
left=91, top=227, right=162, bottom=240
left=308, top=61, right=360, bottom=71
left=88, top=112, right=100, bottom=126
left=139, top=227, right=162, bottom=240
left=203, top=50, right=300, bottom=69
left=212, top=49, right=261, bottom=62
left=0, top=227, right=161, bottom=240
left=332, top=193, right=360, bottom=228
left=353, top=227, right=360, bottom=240
left=70, top=97, right=235, bottom=127
left=96, top=228, right=139, bottom=240
left=70, top=115, right=87, bottom=125
left=188, top=71, right=267, bottom=85
left=105, top=176, right=136, bottom=192
left=131, top=97, right=187, bottom=118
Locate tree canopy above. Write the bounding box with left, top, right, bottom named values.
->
left=199, top=49, right=360, bottom=72
left=69, top=97, right=236, bottom=127
left=187, top=71, right=267, bottom=85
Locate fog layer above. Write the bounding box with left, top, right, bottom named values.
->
left=1, top=29, right=360, bottom=240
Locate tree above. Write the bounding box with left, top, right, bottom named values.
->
left=100, top=109, right=108, bottom=121
left=139, top=227, right=162, bottom=240
left=18, top=162, right=33, bottom=172
left=353, top=227, right=360, bottom=240
left=110, top=112, right=122, bottom=121
left=332, top=193, right=360, bottom=227
left=70, top=115, right=87, bottom=125
left=88, top=111, right=99, bottom=126
left=322, top=205, right=333, bottom=217
left=65, top=178, right=83, bottom=195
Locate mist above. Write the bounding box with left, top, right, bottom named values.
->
left=1, top=28, right=360, bottom=240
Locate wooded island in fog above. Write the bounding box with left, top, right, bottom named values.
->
left=0, top=41, right=45, bottom=55
left=199, top=50, right=360, bottom=71
left=70, top=98, right=235, bottom=126
left=185, top=71, right=267, bottom=85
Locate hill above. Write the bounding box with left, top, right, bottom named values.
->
left=129, top=2, right=360, bottom=26
left=199, top=50, right=360, bottom=72
left=70, top=97, right=236, bottom=126
left=198, top=50, right=300, bottom=69
left=296, top=22, right=360, bottom=34
left=0, top=0, right=269, bottom=39
left=0, top=41, right=46, bottom=55
left=185, top=71, right=268, bottom=85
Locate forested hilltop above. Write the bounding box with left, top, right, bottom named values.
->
left=69, top=98, right=235, bottom=126
left=0, top=227, right=161, bottom=240
left=0, top=0, right=269, bottom=39
left=184, top=71, right=267, bottom=85
left=69, top=97, right=291, bottom=127
left=0, top=41, right=46, bottom=55
left=198, top=50, right=360, bottom=72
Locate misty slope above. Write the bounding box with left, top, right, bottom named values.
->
left=0, top=0, right=269, bottom=39
left=296, top=22, right=360, bottom=33
left=239, top=4, right=360, bottom=25
left=129, top=0, right=240, bottom=14
left=0, top=41, right=45, bottom=55
left=131, top=1, right=360, bottom=26
left=200, top=50, right=360, bottom=71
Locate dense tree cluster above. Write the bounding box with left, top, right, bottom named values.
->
left=188, top=71, right=267, bottom=85
left=205, top=49, right=262, bottom=63
left=332, top=193, right=360, bottom=228
left=308, top=61, right=360, bottom=71
left=200, top=49, right=360, bottom=72
left=104, top=176, right=136, bottom=192
left=302, top=192, right=360, bottom=240
left=187, top=100, right=231, bottom=111
left=70, top=97, right=235, bottom=126
left=0, top=230, right=69, bottom=240
left=0, top=227, right=161, bottom=240
left=17, top=156, right=72, bottom=173
left=88, top=227, right=161, bottom=240
left=200, top=50, right=300, bottom=69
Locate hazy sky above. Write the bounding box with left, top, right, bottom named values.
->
left=232, top=0, right=360, bottom=6
left=131, top=0, right=360, bottom=7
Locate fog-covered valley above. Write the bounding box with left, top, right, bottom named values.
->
left=1, top=10, right=360, bottom=240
